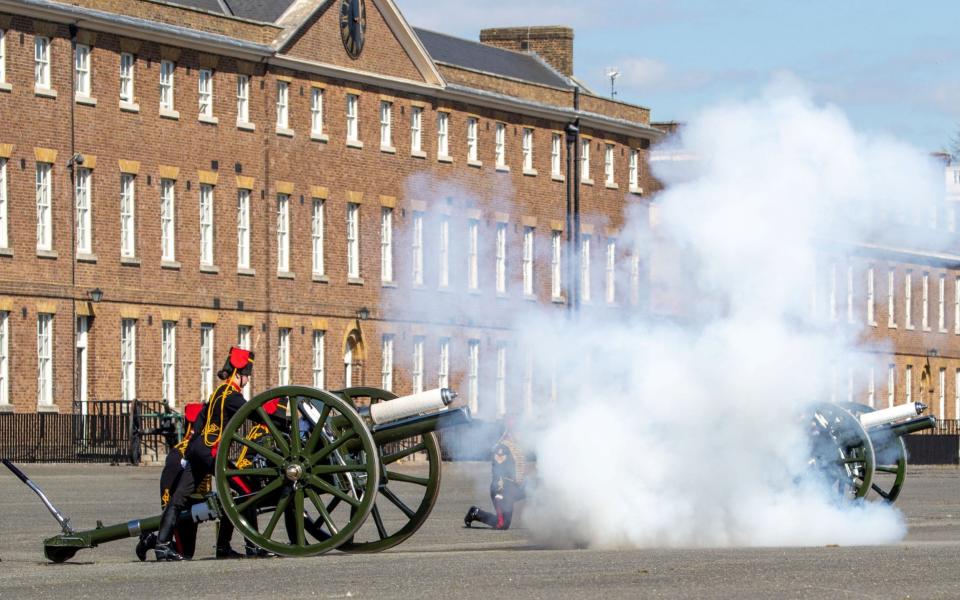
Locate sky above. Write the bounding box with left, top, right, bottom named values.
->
left=395, top=0, right=960, bottom=154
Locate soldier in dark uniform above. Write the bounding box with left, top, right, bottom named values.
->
left=152, top=347, right=261, bottom=561
left=464, top=418, right=527, bottom=530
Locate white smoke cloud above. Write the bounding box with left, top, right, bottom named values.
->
left=391, top=81, right=944, bottom=546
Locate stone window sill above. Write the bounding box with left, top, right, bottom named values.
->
left=523, top=168, right=538, bottom=177
left=276, top=127, right=295, bottom=138
left=552, top=296, right=566, bottom=304
left=347, top=139, right=364, bottom=149
left=552, top=174, right=565, bottom=182
left=278, top=271, right=295, bottom=280
left=37, top=404, right=59, bottom=413
left=161, top=260, right=182, bottom=270
left=121, top=256, right=141, bottom=266
left=199, top=114, right=219, bottom=125
left=381, top=280, right=397, bottom=288
left=75, top=94, right=97, bottom=106
left=76, top=253, right=98, bottom=264
left=629, top=186, right=643, bottom=195
left=381, top=145, right=396, bottom=154
left=606, top=182, right=619, bottom=190
left=200, top=264, right=220, bottom=274
left=347, top=276, right=364, bottom=285
left=238, top=267, right=256, bottom=276
left=160, top=108, right=180, bottom=120
left=468, top=159, right=483, bottom=168
left=0, top=82, right=11, bottom=93
left=311, top=132, right=329, bottom=142
left=495, top=164, right=510, bottom=173
left=0, top=404, right=12, bottom=413
left=312, top=274, right=329, bottom=283
left=35, top=86, right=57, bottom=98
left=37, top=249, right=58, bottom=259
left=119, top=101, right=140, bottom=113
left=438, top=155, right=453, bottom=164
left=0, top=247, right=12, bottom=257
left=411, top=149, right=427, bottom=159
left=582, top=178, right=595, bottom=186
left=237, top=121, right=256, bottom=132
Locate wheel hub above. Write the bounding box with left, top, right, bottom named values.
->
left=285, top=463, right=304, bottom=481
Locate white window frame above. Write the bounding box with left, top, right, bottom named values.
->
left=581, top=139, right=591, bottom=181
left=439, top=217, right=450, bottom=289
left=887, top=364, right=895, bottom=408
left=922, top=272, right=930, bottom=331
left=311, top=87, right=324, bottom=136
left=237, top=325, right=252, bottom=399
left=36, top=162, right=52, bottom=251
left=828, top=262, right=837, bottom=321
left=522, top=226, right=534, bottom=297
left=410, top=106, right=422, bottom=153
left=468, top=220, right=479, bottom=291
left=412, top=336, right=424, bottom=394
left=0, top=159, right=4, bottom=249
left=905, top=270, right=914, bottom=329
left=34, top=36, right=50, bottom=89
left=437, top=111, right=449, bottom=158
left=496, top=342, right=507, bottom=417
left=467, top=117, right=478, bottom=162
left=846, top=265, right=854, bottom=323
left=236, top=74, right=249, bottom=125
left=278, top=328, right=290, bottom=386
left=37, top=313, right=53, bottom=407
left=581, top=234, right=592, bottom=303
left=495, top=123, right=506, bottom=167
left=940, top=367, right=947, bottom=418
left=956, top=277, right=960, bottom=334
left=380, top=100, right=392, bottom=148
left=74, top=44, right=91, bottom=98
left=606, top=238, right=616, bottom=304
left=0, top=29, right=6, bottom=84
left=380, top=334, right=394, bottom=391
left=120, top=319, right=136, bottom=401
left=199, top=184, right=214, bottom=267
left=551, top=133, right=562, bottom=178
left=888, top=270, right=896, bottom=328
left=956, top=368, right=960, bottom=419
left=495, top=222, right=507, bottom=294
left=200, top=324, right=214, bottom=400
left=438, top=338, right=450, bottom=389
left=468, top=340, right=480, bottom=413
left=629, top=148, right=640, bottom=190
left=75, top=168, right=92, bottom=255
left=906, top=365, right=913, bottom=404
left=604, top=143, right=615, bottom=185
left=161, top=321, right=176, bottom=408
left=237, top=189, right=250, bottom=269
left=522, top=128, right=534, bottom=172
left=119, top=52, right=134, bottom=103
left=198, top=68, right=213, bottom=118
left=867, top=267, right=876, bottom=326
left=160, top=179, right=175, bottom=262
left=346, top=93, right=359, bottom=142
left=939, top=274, right=947, bottom=332
left=630, top=253, right=641, bottom=306
left=276, top=80, right=289, bottom=129
left=120, top=173, right=136, bottom=258
left=412, top=212, right=424, bottom=286
left=867, top=367, right=875, bottom=408
left=347, top=202, right=360, bottom=278
left=551, top=230, right=562, bottom=300
left=0, top=311, right=7, bottom=406
left=313, top=330, right=326, bottom=389
left=312, top=199, right=325, bottom=276
left=159, top=60, right=175, bottom=111
left=277, top=193, right=290, bottom=273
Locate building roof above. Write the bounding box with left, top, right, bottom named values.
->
left=413, top=27, right=572, bottom=89
left=165, top=0, right=296, bottom=23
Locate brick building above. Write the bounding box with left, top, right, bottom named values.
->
left=0, top=0, right=663, bottom=421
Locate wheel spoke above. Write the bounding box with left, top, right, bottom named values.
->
left=306, top=488, right=339, bottom=535
left=293, top=487, right=306, bottom=546
left=257, top=406, right=290, bottom=455
left=236, top=476, right=285, bottom=514
left=310, top=428, right=356, bottom=465
left=382, top=442, right=426, bottom=465
left=306, top=474, right=362, bottom=508
left=371, top=505, right=388, bottom=540
left=304, top=405, right=332, bottom=456
left=385, top=470, right=429, bottom=486
left=312, top=463, right=369, bottom=475
left=231, top=434, right=285, bottom=467
left=289, top=396, right=301, bottom=455
left=262, top=492, right=292, bottom=539
left=871, top=483, right=892, bottom=500
left=224, top=467, right=279, bottom=478
left=380, top=486, right=416, bottom=519
left=876, top=465, right=900, bottom=474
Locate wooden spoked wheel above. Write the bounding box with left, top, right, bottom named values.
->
left=214, top=386, right=380, bottom=557
left=808, top=403, right=875, bottom=500
left=838, top=402, right=907, bottom=502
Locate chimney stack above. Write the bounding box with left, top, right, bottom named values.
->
left=479, top=26, right=574, bottom=77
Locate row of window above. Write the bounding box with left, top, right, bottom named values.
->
left=833, top=363, right=960, bottom=419
left=820, top=264, right=960, bottom=334
left=0, top=311, right=543, bottom=417
left=0, top=30, right=645, bottom=189
left=0, top=159, right=644, bottom=303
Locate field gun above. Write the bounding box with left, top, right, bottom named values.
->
left=6, top=385, right=470, bottom=562
left=808, top=401, right=935, bottom=502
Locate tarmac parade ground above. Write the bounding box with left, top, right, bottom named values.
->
left=2, top=462, right=960, bottom=599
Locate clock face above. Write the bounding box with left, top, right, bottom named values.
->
left=339, top=0, right=366, bottom=59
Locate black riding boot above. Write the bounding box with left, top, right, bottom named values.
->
left=154, top=506, right=185, bottom=561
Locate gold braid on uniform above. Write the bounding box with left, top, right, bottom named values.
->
left=499, top=435, right=526, bottom=485
left=203, top=368, right=236, bottom=447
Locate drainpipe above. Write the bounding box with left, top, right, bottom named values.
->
left=564, top=87, right=581, bottom=314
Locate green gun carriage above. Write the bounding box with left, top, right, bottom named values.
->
left=8, top=384, right=470, bottom=562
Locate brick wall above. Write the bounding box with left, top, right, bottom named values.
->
left=479, top=26, right=574, bottom=77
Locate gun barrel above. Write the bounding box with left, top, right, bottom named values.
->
left=859, top=402, right=927, bottom=429
left=368, top=388, right=457, bottom=424
left=874, top=415, right=938, bottom=439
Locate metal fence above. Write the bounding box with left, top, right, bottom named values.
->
left=0, top=400, right=180, bottom=464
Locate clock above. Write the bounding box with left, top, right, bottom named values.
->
left=339, top=0, right=366, bottom=59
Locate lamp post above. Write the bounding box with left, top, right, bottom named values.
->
left=88, top=288, right=103, bottom=303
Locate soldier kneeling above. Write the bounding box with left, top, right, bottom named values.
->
left=464, top=417, right=527, bottom=530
